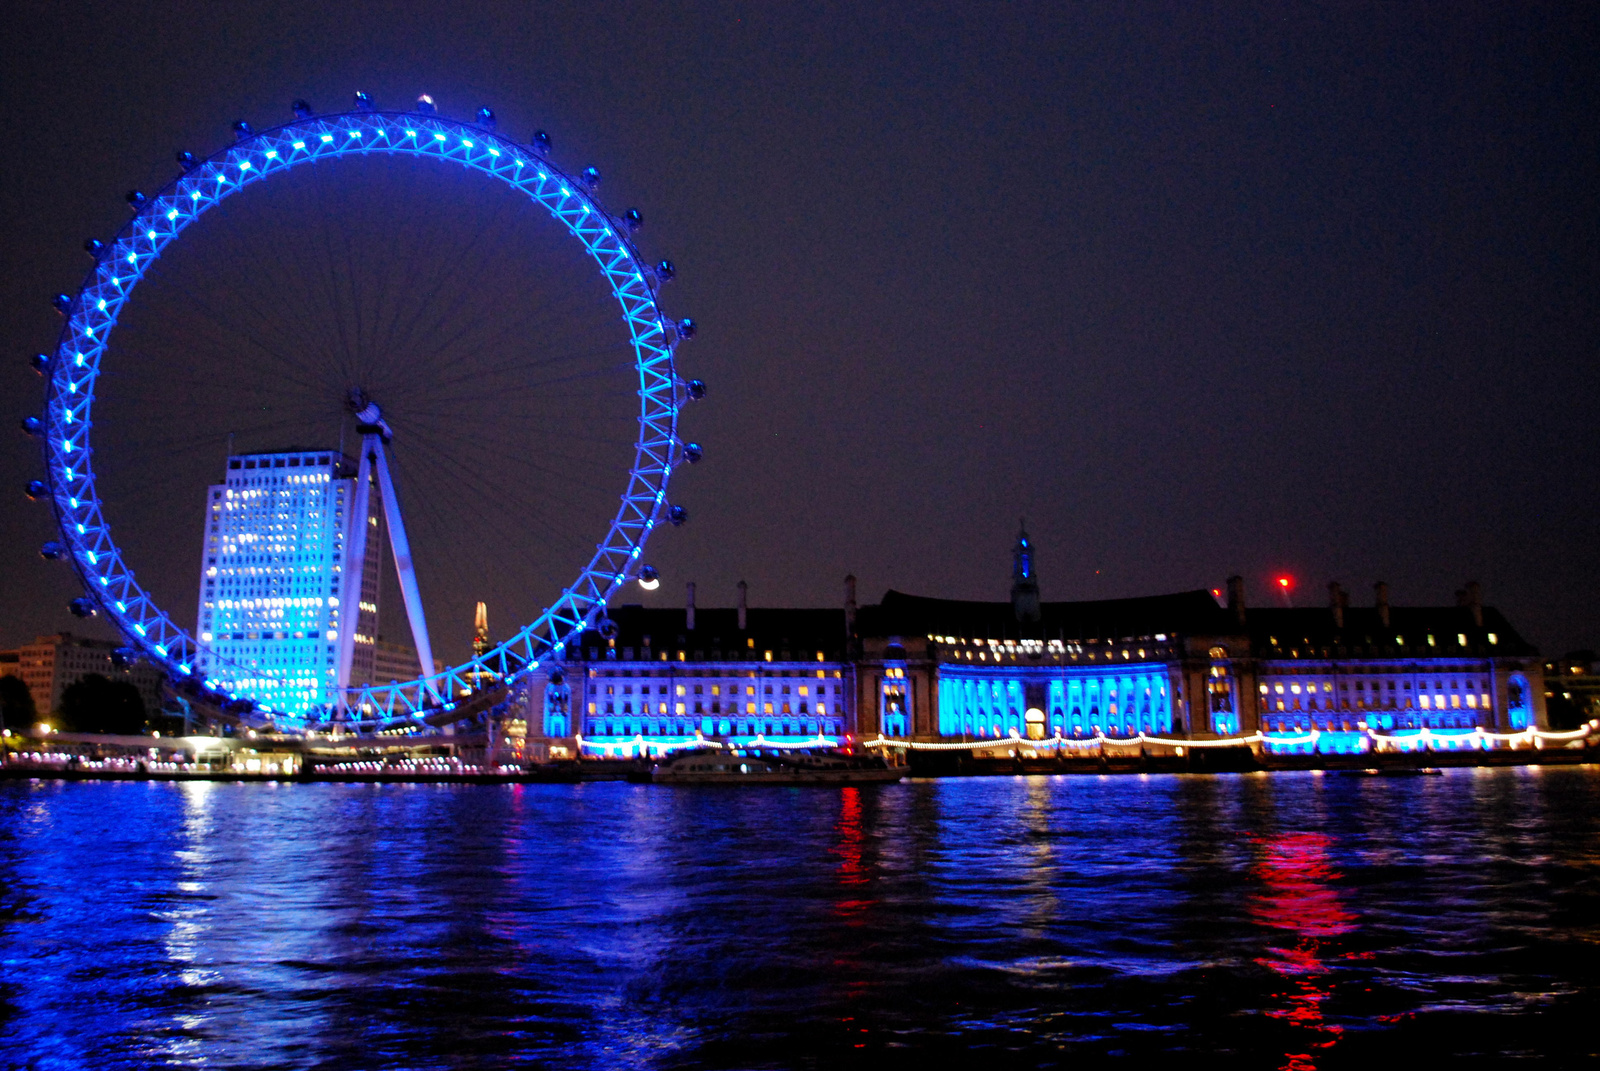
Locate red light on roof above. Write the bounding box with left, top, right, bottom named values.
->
left=1211, top=588, right=1223, bottom=598
left=1277, top=576, right=1292, bottom=589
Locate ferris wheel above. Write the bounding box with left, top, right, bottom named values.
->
left=26, top=92, right=705, bottom=731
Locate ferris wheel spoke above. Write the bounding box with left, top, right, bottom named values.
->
left=361, top=192, right=497, bottom=367
left=160, top=201, right=355, bottom=388
left=408, top=276, right=613, bottom=356
left=406, top=437, right=633, bottom=489
left=384, top=445, right=583, bottom=606
left=184, top=216, right=349, bottom=383
left=381, top=237, right=618, bottom=361
left=321, top=171, right=380, bottom=388
left=312, top=157, right=411, bottom=390
left=99, top=357, right=332, bottom=401
left=364, top=194, right=522, bottom=376
left=388, top=413, right=634, bottom=490
left=127, top=294, right=345, bottom=398
left=363, top=180, right=449, bottom=372
left=388, top=453, right=571, bottom=598
left=120, top=271, right=344, bottom=396
left=396, top=349, right=633, bottom=403
left=103, top=351, right=339, bottom=407
left=376, top=352, right=628, bottom=410
left=390, top=406, right=635, bottom=434
left=395, top=437, right=636, bottom=487
left=307, top=169, right=367, bottom=389
left=244, top=199, right=365, bottom=387
left=397, top=411, right=639, bottom=450
left=386, top=432, right=603, bottom=551
left=402, top=415, right=636, bottom=469
left=380, top=304, right=612, bottom=398
left=47, top=109, right=685, bottom=721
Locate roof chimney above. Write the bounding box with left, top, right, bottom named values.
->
left=1328, top=581, right=1347, bottom=630
left=1374, top=581, right=1390, bottom=628
left=737, top=580, right=748, bottom=631
left=1226, top=575, right=1246, bottom=626
left=1465, top=580, right=1483, bottom=628
left=844, top=574, right=857, bottom=637
left=686, top=581, right=696, bottom=632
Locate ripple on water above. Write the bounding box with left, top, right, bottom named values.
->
left=0, top=769, right=1596, bottom=1068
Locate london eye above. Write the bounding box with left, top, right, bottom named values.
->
left=26, top=92, right=704, bottom=732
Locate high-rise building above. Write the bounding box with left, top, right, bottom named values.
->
left=2, top=633, right=166, bottom=718
left=462, top=601, right=496, bottom=695
left=372, top=639, right=438, bottom=685
left=194, top=450, right=380, bottom=716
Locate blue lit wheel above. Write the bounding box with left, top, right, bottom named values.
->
left=33, top=99, right=700, bottom=728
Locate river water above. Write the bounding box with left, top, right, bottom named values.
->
left=0, top=768, right=1596, bottom=1069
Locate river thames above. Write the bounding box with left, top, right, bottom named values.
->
left=1, top=768, right=1596, bottom=1069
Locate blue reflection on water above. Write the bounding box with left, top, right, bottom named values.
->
left=1, top=768, right=1597, bottom=1068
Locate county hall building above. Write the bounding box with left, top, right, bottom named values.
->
left=533, top=531, right=1549, bottom=756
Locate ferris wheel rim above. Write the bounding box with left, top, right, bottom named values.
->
left=38, top=106, right=689, bottom=730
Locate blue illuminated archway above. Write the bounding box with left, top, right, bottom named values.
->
left=37, top=106, right=691, bottom=729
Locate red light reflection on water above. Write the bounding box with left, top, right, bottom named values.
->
left=1248, top=832, right=1357, bottom=1071
left=831, top=787, right=870, bottom=924
left=829, top=787, right=875, bottom=1031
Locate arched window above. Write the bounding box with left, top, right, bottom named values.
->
left=1207, top=648, right=1237, bottom=735
left=543, top=674, right=572, bottom=738
left=1507, top=672, right=1531, bottom=730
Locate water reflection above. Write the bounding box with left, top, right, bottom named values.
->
left=1249, top=831, right=1356, bottom=1069
left=832, top=785, right=870, bottom=922
left=0, top=769, right=1596, bottom=1068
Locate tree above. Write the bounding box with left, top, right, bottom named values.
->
left=58, top=674, right=146, bottom=734
left=0, top=675, right=36, bottom=731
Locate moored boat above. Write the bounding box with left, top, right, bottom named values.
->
left=650, top=747, right=904, bottom=785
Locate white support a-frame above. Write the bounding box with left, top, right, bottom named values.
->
left=334, top=433, right=441, bottom=716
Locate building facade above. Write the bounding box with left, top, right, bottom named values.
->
left=193, top=450, right=381, bottom=715
left=372, top=639, right=434, bottom=686
left=842, top=581, right=1545, bottom=755
left=542, top=599, right=853, bottom=752
left=523, top=540, right=1547, bottom=756
left=2, top=633, right=166, bottom=719
left=1543, top=650, right=1600, bottom=730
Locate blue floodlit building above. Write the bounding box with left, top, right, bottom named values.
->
left=530, top=531, right=1548, bottom=757
left=193, top=450, right=381, bottom=714
left=541, top=582, right=852, bottom=756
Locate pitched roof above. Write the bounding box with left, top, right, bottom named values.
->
left=859, top=588, right=1235, bottom=640
left=573, top=604, right=848, bottom=657
left=566, top=592, right=1539, bottom=659
left=1241, top=605, right=1536, bottom=657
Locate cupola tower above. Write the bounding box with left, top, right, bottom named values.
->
left=1011, top=522, right=1041, bottom=623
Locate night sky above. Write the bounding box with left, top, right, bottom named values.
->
left=2, top=2, right=1595, bottom=665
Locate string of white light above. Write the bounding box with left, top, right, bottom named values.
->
left=574, top=732, right=840, bottom=756
left=567, top=721, right=1596, bottom=758
left=859, top=722, right=1598, bottom=753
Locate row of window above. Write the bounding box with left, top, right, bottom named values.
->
left=1263, top=677, right=1487, bottom=694
left=581, top=718, right=844, bottom=739
left=590, top=681, right=841, bottom=697
left=591, top=700, right=830, bottom=716
left=1263, top=714, right=1482, bottom=732
left=227, top=453, right=337, bottom=470
left=587, top=667, right=843, bottom=679
left=581, top=649, right=840, bottom=663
